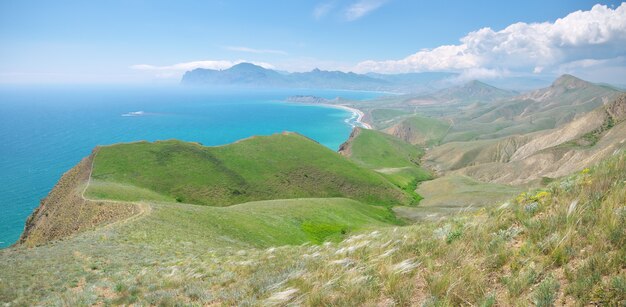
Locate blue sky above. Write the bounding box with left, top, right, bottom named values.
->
left=1, top=0, right=625, bottom=84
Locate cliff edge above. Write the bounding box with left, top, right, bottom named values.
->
left=19, top=149, right=138, bottom=247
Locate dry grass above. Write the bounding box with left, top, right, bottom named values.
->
left=2, top=152, right=625, bottom=306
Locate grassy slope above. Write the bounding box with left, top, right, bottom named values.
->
left=394, top=175, right=523, bottom=222
left=117, top=198, right=402, bottom=248
left=341, top=129, right=432, bottom=202
left=0, top=197, right=401, bottom=305
left=385, top=115, right=451, bottom=146
left=369, top=108, right=411, bottom=129
left=87, top=133, right=412, bottom=207
left=2, top=152, right=624, bottom=306
left=444, top=77, right=621, bottom=142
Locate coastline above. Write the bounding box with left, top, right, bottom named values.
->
left=327, top=104, right=373, bottom=130
left=282, top=99, right=372, bottom=130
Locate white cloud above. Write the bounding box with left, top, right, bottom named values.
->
left=356, top=44, right=479, bottom=73
left=313, top=2, right=335, bottom=19
left=345, top=0, right=388, bottom=21
left=223, top=46, right=288, bottom=55
left=130, top=60, right=275, bottom=79
left=354, top=3, right=626, bottom=75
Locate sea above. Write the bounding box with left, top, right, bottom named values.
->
left=0, top=85, right=382, bottom=248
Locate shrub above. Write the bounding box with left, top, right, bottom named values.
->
left=533, top=276, right=560, bottom=307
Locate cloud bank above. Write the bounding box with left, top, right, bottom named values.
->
left=355, top=3, right=626, bottom=76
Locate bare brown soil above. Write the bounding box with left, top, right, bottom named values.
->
left=18, top=148, right=138, bottom=247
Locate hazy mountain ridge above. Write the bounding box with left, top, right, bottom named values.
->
left=182, top=63, right=390, bottom=90
left=181, top=62, right=551, bottom=93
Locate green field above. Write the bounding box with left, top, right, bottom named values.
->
left=88, top=133, right=413, bottom=207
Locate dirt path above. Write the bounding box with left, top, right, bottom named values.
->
left=81, top=149, right=153, bottom=228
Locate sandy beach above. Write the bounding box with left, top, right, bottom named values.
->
left=283, top=98, right=373, bottom=129
left=321, top=104, right=373, bottom=129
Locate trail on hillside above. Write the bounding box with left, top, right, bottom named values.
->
left=81, top=149, right=153, bottom=228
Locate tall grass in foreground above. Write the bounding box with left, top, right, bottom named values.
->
left=2, top=153, right=625, bottom=306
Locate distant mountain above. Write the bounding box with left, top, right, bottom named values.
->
left=432, top=80, right=517, bottom=102
left=479, top=76, right=552, bottom=92
left=182, top=63, right=389, bottom=90
left=290, top=68, right=388, bottom=90
left=182, top=63, right=289, bottom=87
left=181, top=63, right=620, bottom=94
left=181, top=63, right=460, bottom=92
left=366, top=72, right=458, bottom=92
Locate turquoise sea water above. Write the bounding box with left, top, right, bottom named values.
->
left=0, top=86, right=381, bottom=248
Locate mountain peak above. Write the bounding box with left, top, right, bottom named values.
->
left=464, top=80, right=492, bottom=88
left=228, top=62, right=268, bottom=71
left=552, top=74, right=589, bottom=89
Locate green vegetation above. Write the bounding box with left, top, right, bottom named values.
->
left=369, top=108, right=410, bottom=128
left=394, top=174, right=522, bottom=221
left=88, top=133, right=413, bottom=207
left=86, top=180, right=174, bottom=202
left=2, top=152, right=624, bottom=305
left=346, top=129, right=424, bottom=169
left=386, top=114, right=451, bottom=146
left=416, top=175, right=522, bottom=207
left=3, top=75, right=625, bottom=305
left=341, top=128, right=432, bottom=203
left=118, top=197, right=401, bottom=248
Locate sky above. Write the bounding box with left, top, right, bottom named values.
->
left=0, top=0, right=625, bottom=84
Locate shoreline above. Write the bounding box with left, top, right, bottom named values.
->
left=282, top=99, right=372, bottom=129
left=325, top=104, right=373, bottom=130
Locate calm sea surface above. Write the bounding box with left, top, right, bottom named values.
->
left=0, top=86, right=381, bottom=247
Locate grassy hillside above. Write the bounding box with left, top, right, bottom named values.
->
left=384, top=115, right=451, bottom=146
left=432, top=80, right=516, bottom=103
left=444, top=75, right=621, bottom=142
left=339, top=128, right=432, bottom=200
left=2, top=152, right=624, bottom=305
left=87, top=133, right=414, bottom=207
left=369, top=108, right=411, bottom=129
left=393, top=174, right=522, bottom=222
left=425, top=93, right=626, bottom=185
left=116, top=198, right=401, bottom=248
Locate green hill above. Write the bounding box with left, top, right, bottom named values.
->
left=339, top=128, right=432, bottom=195
left=384, top=115, right=451, bottom=146
left=432, top=80, right=516, bottom=103
left=87, top=132, right=414, bottom=207
left=2, top=150, right=624, bottom=305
